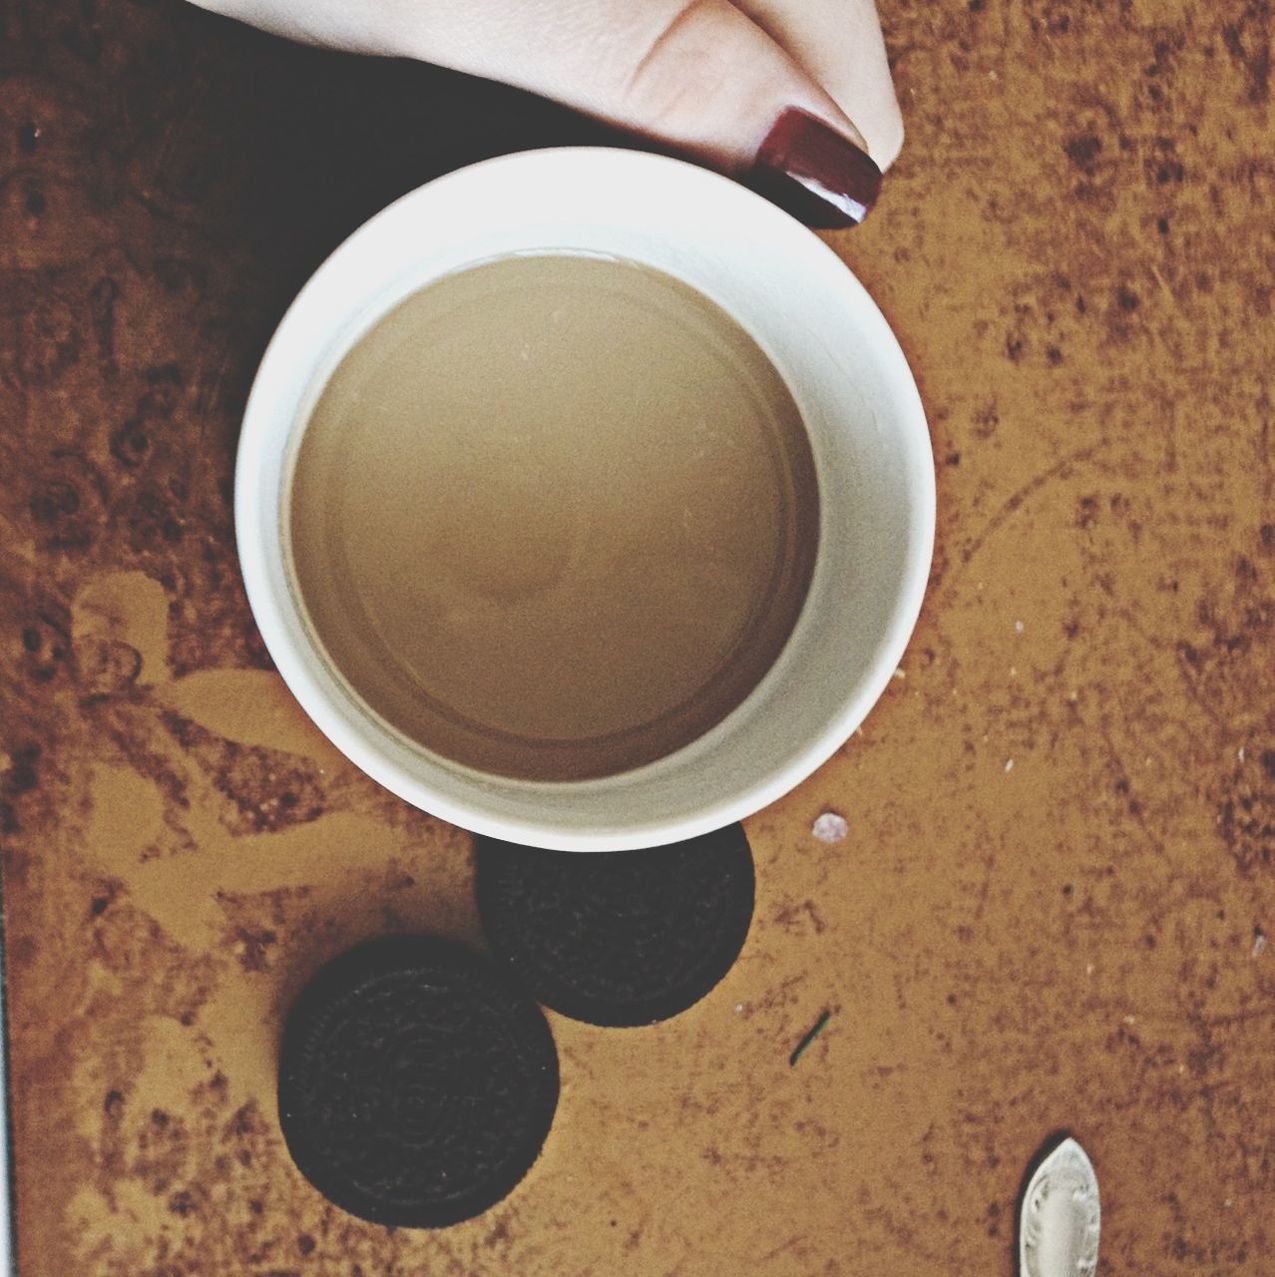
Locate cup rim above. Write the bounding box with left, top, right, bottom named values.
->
left=235, top=146, right=934, bottom=851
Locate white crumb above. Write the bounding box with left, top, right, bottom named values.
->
left=811, top=812, right=849, bottom=843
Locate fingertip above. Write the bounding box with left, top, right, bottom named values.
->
left=865, top=104, right=905, bottom=171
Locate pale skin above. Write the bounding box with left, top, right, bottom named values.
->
left=187, top=0, right=904, bottom=174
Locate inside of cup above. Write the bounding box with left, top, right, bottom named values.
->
left=236, top=147, right=933, bottom=850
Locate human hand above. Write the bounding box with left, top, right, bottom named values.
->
left=189, top=0, right=902, bottom=226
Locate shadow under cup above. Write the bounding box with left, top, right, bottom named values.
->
left=235, top=147, right=934, bottom=852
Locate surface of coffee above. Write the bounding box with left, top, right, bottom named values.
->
left=289, top=254, right=819, bottom=779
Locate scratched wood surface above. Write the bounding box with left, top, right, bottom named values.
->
left=1, top=0, right=1272, bottom=1273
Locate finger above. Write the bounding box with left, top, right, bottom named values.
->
left=732, top=0, right=903, bottom=168
left=408, top=0, right=884, bottom=225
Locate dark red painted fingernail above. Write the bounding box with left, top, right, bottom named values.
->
left=750, top=107, right=883, bottom=229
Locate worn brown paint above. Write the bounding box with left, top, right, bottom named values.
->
left=1, top=0, right=1272, bottom=1273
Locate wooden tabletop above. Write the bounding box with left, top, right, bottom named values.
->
left=2, top=1, right=1272, bottom=1272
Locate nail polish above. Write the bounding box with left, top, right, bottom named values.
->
left=750, top=107, right=883, bottom=229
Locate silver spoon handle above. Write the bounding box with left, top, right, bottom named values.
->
left=1020, top=1138, right=1101, bottom=1277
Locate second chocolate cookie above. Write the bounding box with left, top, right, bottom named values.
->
left=476, top=825, right=755, bottom=1027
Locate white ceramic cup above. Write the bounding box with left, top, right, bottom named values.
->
left=236, top=147, right=933, bottom=852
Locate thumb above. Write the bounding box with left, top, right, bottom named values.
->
left=421, top=0, right=883, bottom=227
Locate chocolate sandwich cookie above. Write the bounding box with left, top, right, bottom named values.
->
left=476, top=825, right=755, bottom=1027
left=277, top=935, right=558, bottom=1228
